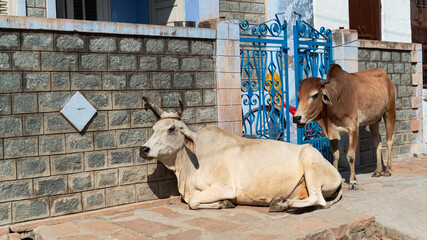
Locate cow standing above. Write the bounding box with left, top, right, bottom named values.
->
left=140, top=97, right=342, bottom=212
left=293, top=64, right=396, bottom=190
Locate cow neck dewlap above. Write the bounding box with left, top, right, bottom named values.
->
left=174, top=145, right=197, bottom=200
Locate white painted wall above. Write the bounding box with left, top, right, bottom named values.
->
left=313, top=0, right=349, bottom=31
left=198, top=0, right=219, bottom=22
left=381, top=0, right=411, bottom=43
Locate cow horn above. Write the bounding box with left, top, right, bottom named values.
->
left=142, top=97, right=164, bottom=118
left=177, top=100, right=184, bottom=118
left=320, top=79, right=330, bottom=85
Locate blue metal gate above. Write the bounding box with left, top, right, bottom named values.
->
left=240, top=12, right=290, bottom=141
left=240, top=12, right=333, bottom=159
left=293, top=13, right=333, bottom=159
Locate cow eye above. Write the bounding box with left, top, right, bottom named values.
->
left=311, top=93, right=318, bottom=99
left=168, top=126, right=175, bottom=132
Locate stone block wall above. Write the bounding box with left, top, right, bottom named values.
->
left=26, top=0, right=46, bottom=17
left=0, top=28, right=216, bottom=225
left=358, top=41, right=422, bottom=164
left=219, top=0, right=264, bottom=25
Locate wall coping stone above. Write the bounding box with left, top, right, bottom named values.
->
left=358, top=39, right=421, bottom=51
left=0, top=16, right=216, bottom=39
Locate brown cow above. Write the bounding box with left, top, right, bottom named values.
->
left=293, top=64, right=396, bottom=190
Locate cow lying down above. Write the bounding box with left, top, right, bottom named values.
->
left=140, top=97, right=343, bottom=212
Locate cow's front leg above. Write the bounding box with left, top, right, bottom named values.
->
left=330, top=139, right=339, bottom=169
left=347, top=128, right=359, bottom=190
left=188, top=186, right=236, bottom=210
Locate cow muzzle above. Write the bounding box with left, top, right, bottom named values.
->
left=140, top=146, right=151, bottom=157
left=293, top=115, right=306, bottom=128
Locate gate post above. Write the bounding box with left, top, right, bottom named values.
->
left=205, top=18, right=242, bottom=135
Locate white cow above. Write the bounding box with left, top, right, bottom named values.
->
left=140, top=97, right=343, bottom=212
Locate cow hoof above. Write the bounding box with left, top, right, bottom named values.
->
left=381, top=171, right=392, bottom=177
left=348, top=183, right=359, bottom=190
left=269, top=204, right=286, bottom=212
left=221, top=200, right=236, bottom=209
left=371, top=171, right=382, bottom=178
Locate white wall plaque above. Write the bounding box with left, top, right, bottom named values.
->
left=60, top=92, right=97, bottom=132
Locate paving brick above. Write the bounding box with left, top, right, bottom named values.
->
left=112, top=91, right=142, bottom=109
left=89, top=37, right=117, bottom=52
left=106, top=185, right=135, bottom=207
left=39, top=134, right=65, bottom=155
left=109, top=230, right=146, bottom=240
left=4, top=136, right=38, bottom=158
left=146, top=39, right=164, bottom=53
left=35, top=176, right=67, bottom=196
left=109, top=110, right=130, bottom=129
left=51, top=193, right=82, bottom=216
left=57, top=233, right=102, bottom=240
left=0, top=202, right=11, bottom=225
left=71, top=73, right=102, bottom=90
left=0, top=53, right=11, bottom=70
left=85, top=151, right=107, bottom=170
left=66, top=133, right=94, bottom=153
left=119, top=165, right=148, bottom=184
left=80, top=54, right=107, bottom=71
left=115, top=218, right=177, bottom=235
left=108, top=148, right=133, bottom=166
left=192, top=41, right=214, bottom=55
left=94, top=131, right=116, bottom=150
left=86, top=111, right=108, bottom=131
left=79, top=219, right=121, bottom=234
left=12, top=93, right=38, bottom=114
left=136, top=183, right=158, bottom=202
left=82, top=189, right=105, bottom=210
left=39, top=92, right=72, bottom=112
left=129, top=73, right=149, bottom=89
left=117, top=129, right=148, bottom=147
left=102, top=73, right=126, bottom=90
left=51, top=153, right=83, bottom=175
left=119, top=38, right=142, bottom=52
left=152, top=73, right=171, bottom=89
left=0, top=116, right=22, bottom=137
left=0, top=159, right=16, bottom=181
left=0, top=180, right=32, bottom=202
left=17, top=156, right=50, bottom=179
left=12, top=198, right=49, bottom=222
left=49, top=222, right=81, bottom=235
left=95, top=169, right=118, bottom=188
left=41, top=52, right=78, bottom=71
left=131, top=109, right=157, bottom=128
left=83, top=91, right=112, bottom=110
left=0, top=72, right=22, bottom=93
left=44, top=113, right=74, bottom=134
left=23, top=72, right=50, bottom=91
left=69, top=172, right=94, bottom=192
left=55, top=34, right=86, bottom=52
left=160, top=56, right=179, bottom=71
left=0, top=94, right=11, bottom=115
left=109, top=55, right=137, bottom=71
left=0, top=32, right=19, bottom=50
left=139, top=56, right=157, bottom=71
left=185, top=217, right=242, bottom=233
left=22, top=33, right=53, bottom=51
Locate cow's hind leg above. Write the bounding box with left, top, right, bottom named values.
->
left=383, top=111, right=395, bottom=176
left=369, top=122, right=383, bottom=177
left=347, top=127, right=359, bottom=190
left=188, top=186, right=236, bottom=210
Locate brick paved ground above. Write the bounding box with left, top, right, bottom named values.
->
left=3, top=157, right=427, bottom=240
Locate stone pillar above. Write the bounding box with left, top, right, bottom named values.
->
left=411, top=44, right=424, bottom=154
left=201, top=19, right=242, bottom=136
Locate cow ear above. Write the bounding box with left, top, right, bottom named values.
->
left=321, top=89, right=333, bottom=106
left=183, top=134, right=195, bottom=153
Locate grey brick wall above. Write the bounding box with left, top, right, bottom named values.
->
left=358, top=49, right=418, bottom=164
left=26, top=0, right=46, bottom=18
left=0, top=29, right=216, bottom=225
left=219, top=0, right=265, bottom=25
